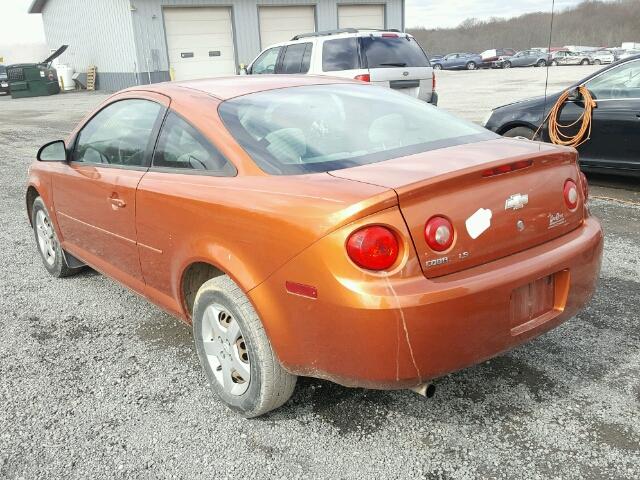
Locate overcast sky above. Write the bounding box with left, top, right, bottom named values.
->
left=1, top=0, right=587, bottom=45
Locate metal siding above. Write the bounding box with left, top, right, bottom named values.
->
left=40, top=0, right=137, bottom=86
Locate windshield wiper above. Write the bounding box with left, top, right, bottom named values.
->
left=378, top=62, right=407, bottom=67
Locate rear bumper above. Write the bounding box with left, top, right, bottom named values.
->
left=250, top=216, right=603, bottom=389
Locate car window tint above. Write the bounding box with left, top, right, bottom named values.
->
left=280, top=43, right=312, bottom=74
left=361, top=36, right=429, bottom=68
left=587, top=60, right=640, bottom=99
left=73, top=99, right=161, bottom=167
left=322, top=38, right=359, bottom=71
left=152, top=112, right=235, bottom=175
left=252, top=47, right=281, bottom=74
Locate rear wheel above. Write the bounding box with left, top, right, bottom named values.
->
left=536, top=59, right=547, bottom=67
left=580, top=59, right=590, bottom=65
left=503, top=126, right=540, bottom=141
left=193, top=276, right=297, bottom=417
left=594, top=59, right=601, bottom=65
left=32, top=197, right=81, bottom=278
left=433, top=64, right=442, bottom=70
left=550, top=60, right=558, bottom=66
left=466, top=61, right=476, bottom=70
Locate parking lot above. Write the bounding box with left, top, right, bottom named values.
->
left=1, top=67, right=639, bottom=479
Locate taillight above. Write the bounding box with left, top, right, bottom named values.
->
left=424, top=216, right=454, bottom=252
left=346, top=226, right=399, bottom=271
left=563, top=179, right=579, bottom=210
left=579, top=171, right=589, bottom=201
left=354, top=74, right=370, bottom=82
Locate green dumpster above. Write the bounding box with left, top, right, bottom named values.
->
left=7, top=45, right=68, bottom=99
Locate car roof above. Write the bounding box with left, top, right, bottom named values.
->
left=125, top=74, right=361, bottom=101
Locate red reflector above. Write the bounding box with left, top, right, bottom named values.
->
left=482, top=160, right=533, bottom=177
left=354, top=74, right=370, bottom=82
left=432, top=72, right=436, bottom=90
left=285, top=281, right=318, bottom=299
left=381, top=33, right=399, bottom=38
left=424, top=216, right=454, bottom=252
left=346, top=226, right=399, bottom=271
left=563, top=179, right=579, bottom=210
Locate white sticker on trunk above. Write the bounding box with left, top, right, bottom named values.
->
left=465, top=208, right=492, bottom=239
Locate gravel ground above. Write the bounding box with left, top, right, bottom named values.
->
left=1, top=70, right=639, bottom=479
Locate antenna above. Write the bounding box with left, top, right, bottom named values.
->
left=541, top=0, right=556, bottom=141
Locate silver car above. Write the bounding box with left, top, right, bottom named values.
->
left=589, top=50, right=615, bottom=65
left=550, top=51, right=592, bottom=66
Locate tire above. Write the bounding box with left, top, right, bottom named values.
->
left=537, top=59, right=547, bottom=67
left=580, top=59, right=590, bottom=65
left=502, top=126, right=540, bottom=141
left=32, top=197, right=81, bottom=278
left=594, top=59, right=601, bottom=65
left=466, top=61, right=476, bottom=70
left=193, top=276, right=297, bottom=417
left=433, top=64, right=442, bottom=70
left=503, top=61, right=512, bottom=69
left=550, top=60, right=558, bottom=66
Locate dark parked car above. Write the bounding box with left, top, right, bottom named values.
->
left=484, top=55, right=640, bottom=176
left=480, top=48, right=516, bottom=68
left=0, top=65, right=9, bottom=95
left=431, top=53, right=482, bottom=71
left=494, top=50, right=550, bottom=68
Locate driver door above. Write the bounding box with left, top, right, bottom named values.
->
left=52, top=92, right=168, bottom=290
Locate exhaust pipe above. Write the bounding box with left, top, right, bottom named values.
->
left=410, top=383, right=436, bottom=398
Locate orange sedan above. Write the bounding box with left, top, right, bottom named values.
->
left=27, top=76, right=603, bottom=417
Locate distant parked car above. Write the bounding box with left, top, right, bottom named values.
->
left=484, top=55, right=640, bottom=176
left=619, top=49, right=640, bottom=60
left=479, top=48, right=516, bottom=68
left=495, top=50, right=550, bottom=68
left=0, top=65, right=9, bottom=95
left=588, top=50, right=615, bottom=65
left=430, top=54, right=444, bottom=63
left=550, top=51, right=591, bottom=66
left=431, top=52, right=482, bottom=71
left=244, top=29, right=437, bottom=105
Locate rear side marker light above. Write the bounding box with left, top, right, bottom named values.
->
left=346, top=226, right=399, bottom=271
left=579, top=172, right=589, bottom=201
left=482, top=160, right=533, bottom=177
left=564, top=179, right=579, bottom=210
left=354, top=74, right=370, bottom=82
left=285, top=281, right=318, bottom=299
left=425, top=216, right=454, bottom=252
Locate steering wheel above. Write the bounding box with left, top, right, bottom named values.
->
left=116, top=138, right=141, bottom=165
left=84, top=145, right=110, bottom=164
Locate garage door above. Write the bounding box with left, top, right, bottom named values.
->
left=164, top=7, right=236, bottom=81
left=338, top=4, right=385, bottom=30
left=259, top=6, right=315, bottom=49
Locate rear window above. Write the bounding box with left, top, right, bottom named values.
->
left=322, top=38, right=360, bottom=71
left=218, top=84, right=494, bottom=175
left=362, top=36, right=430, bottom=68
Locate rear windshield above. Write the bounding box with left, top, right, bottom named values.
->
left=219, top=84, right=494, bottom=175
left=362, top=36, right=430, bottom=68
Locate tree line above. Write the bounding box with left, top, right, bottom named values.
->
left=408, top=0, right=640, bottom=55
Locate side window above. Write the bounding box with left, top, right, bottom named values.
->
left=586, top=60, right=640, bottom=99
left=152, top=112, right=236, bottom=175
left=251, top=47, right=281, bottom=74
left=322, top=38, right=360, bottom=72
left=73, top=99, right=161, bottom=167
left=280, top=43, right=312, bottom=74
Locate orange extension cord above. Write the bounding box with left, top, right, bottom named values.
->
left=536, top=86, right=597, bottom=148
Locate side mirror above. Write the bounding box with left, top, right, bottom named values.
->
left=37, top=140, right=67, bottom=162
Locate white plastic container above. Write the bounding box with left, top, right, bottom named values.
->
left=56, top=64, right=75, bottom=91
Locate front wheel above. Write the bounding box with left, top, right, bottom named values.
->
left=32, top=197, right=81, bottom=278
left=594, top=59, right=601, bottom=65
left=503, top=61, right=512, bottom=69
left=466, top=61, right=476, bottom=70
left=536, top=59, right=547, bottom=67
left=503, top=126, right=540, bottom=141
left=433, top=64, right=442, bottom=70
left=550, top=60, right=558, bottom=66
left=580, top=59, right=590, bottom=65
left=193, top=276, right=297, bottom=417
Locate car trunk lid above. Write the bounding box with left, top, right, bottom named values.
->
left=330, top=138, right=584, bottom=277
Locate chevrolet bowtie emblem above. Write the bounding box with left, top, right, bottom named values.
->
left=505, top=193, right=529, bottom=210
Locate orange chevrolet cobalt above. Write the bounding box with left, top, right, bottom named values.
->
left=27, top=76, right=603, bottom=417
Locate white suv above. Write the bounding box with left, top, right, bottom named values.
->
left=243, top=29, right=437, bottom=105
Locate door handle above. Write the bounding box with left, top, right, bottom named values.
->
left=109, top=197, right=126, bottom=208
